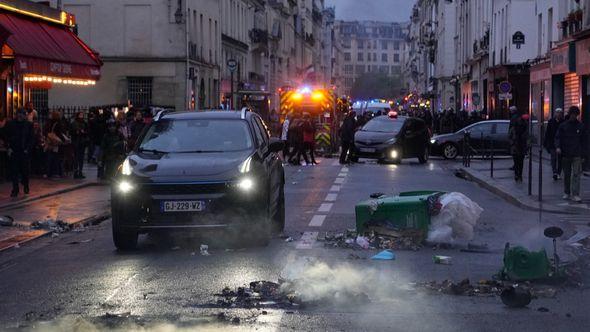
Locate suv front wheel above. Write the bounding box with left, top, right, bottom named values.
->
left=112, top=207, right=138, bottom=250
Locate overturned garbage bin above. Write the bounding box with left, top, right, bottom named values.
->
left=355, top=191, right=444, bottom=240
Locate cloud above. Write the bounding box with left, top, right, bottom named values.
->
left=325, top=0, right=413, bottom=22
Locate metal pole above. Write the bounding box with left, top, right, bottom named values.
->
left=230, top=71, right=234, bottom=110
left=490, top=136, right=494, bottom=178
left=528, top=106, right=533, bottom=196
left=538, top=99, right=545, bottom=202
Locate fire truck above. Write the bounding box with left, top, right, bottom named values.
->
left=279, top=86, right=346, bottom=155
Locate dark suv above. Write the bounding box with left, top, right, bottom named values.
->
left=111, top=110, right=285, bottom=250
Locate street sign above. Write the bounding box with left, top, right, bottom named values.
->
left=227, top=59, right=238, bottom=72
left=499, top=93, right=513, bottom=100
left=499, top=81, right=512, bottom=94
left=512, top=31, right=525, bottom=49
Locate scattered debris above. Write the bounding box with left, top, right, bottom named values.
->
left=371, top=250, right=395, bottom=260
left=322, top=229, right=423, bottom=251
left=501, top=286, right=532, bottom=308
left=0, top=215, right=14, bottom=227
left=200, top=244, right=210, bottom=256
left=347, top=253, right=363, bottom=260
left=31, top=219, right=71, bottom=233
left=460, top=243, right=491, bottom=253
left=537, top=307, right=550, bottom=313
left=433, top=255, right=452, bottom=265
left=284, top=237, right=294, bottom=243
left=67, top=239, right=93, bottom=245
left=51, top=232, right=60, bottom=238
left=355, top=236, right=370, bottom=249
left=171, top=246, right=181, bottom=251
left=370, top=192, right=386, bottom=199
left=415, top=279, right=502, bottom=297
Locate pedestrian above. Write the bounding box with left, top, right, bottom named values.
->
left=100, top=120, right=126, bottom=180
left=70, top=111, right=88, bottom=179
left=4, top=109, right=34, bottom=197
left=44, top=111, right=66, bottom=178
left=129, top=110, right=145, bottom=150
left=302, top=115, right=318, bottom=165
left=339, top=111, right=356, bottom=164
left=544, top=108, right=565, bottom=180
left=555, top=106, right=588, bottom=203
left=509, top=107, right=529, bottom=182
left=24, top=101, right=38, bottom=123
left=289, top=116, right=309, bottom=165
left=0, top=115, right=8, bottom=182
left=440, top=109, right=454, bottom=134
left=30, top=122, right=45, bottom=176
left=281, top=115, right=291, bottom=162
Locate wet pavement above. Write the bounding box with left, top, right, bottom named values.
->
left=0, top=158, right=589, bottom=331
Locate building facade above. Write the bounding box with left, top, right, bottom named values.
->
left=335, top=20, right=407, bottom=97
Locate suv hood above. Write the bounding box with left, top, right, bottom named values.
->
left=129, top=150, right=252, bottom=178
left=354, top=130, right=397, bottom=144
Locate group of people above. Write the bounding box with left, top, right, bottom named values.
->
left=281, top=114, right=318, bottom=166
left=0, top=103, right=150, bottom=197
left=509, top=105, right=588, bottom=203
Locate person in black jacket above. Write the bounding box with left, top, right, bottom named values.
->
left=4, top=109, right=34, bottom=197
left=509, top=109, right=529, bottom=182
left=544, top=108, right=565, bottom=180
left=339, top=111, right=357, bottom=164
left=555, top=106, right=588, bottom=203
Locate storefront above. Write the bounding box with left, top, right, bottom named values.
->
left=576, top=36, right=590, bottom=125
left=0, top=1, right=101, bottom=118
left=550, top=42, right=578, bottom=114
left=530, top=61, right=551, bottom=121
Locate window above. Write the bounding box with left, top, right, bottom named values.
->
left=344, top=52, right=351, bottom=61
left=394, top=41, right=400, bottom=50
left=373, top=41, right=377, bottom=49
left=367, top=41, right=371, bottom=49
left=30, top=89, right=48, bottom=111
left=495, top=123, right=509, bottom=135
left=355, top=65, right=365, bottom=74
left=343, top=40, right=351, bottom=48
left=381, top=40, right=388, bottom=50
left=344, top=65, right=353, bottom=74
left=357, top=53, right=364, bottom=61
left=128, top=77, right=153, bottom=107
left=379, top=65, right=389, bottom=74
left=366, top=53, right=371, bottom=62
left=371, top=65, right=378, bottom=72
left=465, top=122, right=494, bottom=136
left=373, top=53, right=377, bottom=61
left=391, top=65, right=401, bottom=74
left=345, top=77, right=354, bottom=87
left=394, top=54, right=400, bottom=63
left=252, top=116, right=269, bottom=146
left=382, top=53, right=388, bottom=62
left=358, top=40, right=364, bottom=49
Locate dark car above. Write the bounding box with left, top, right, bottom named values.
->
left=353, top=115, right=431, bottom=163
left=430, top=120, right=511, bottom=159
left=111, top=110, right=285, bottom=250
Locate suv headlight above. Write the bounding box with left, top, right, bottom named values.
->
left=237, top=177, right=255, bottom=191
left=430, top=138, right=437, bottom=144
left=118, top=180, right=135, bottom=193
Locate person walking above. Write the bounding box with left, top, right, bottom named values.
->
left=70, top=111, right=88, bottom=179
left=44, top=111, right=66, bottom=178
left=509, top=108, right=529, bottom=182
left=555, top=106, right=588, bottom=203
left=289, top=116, right=309, bottom=166
left=4, top=109, right=34, bottom=197
left=24, top=102, right=38, bottom=123
left=339, top=111, right=357, bottom=164
left=281, top=115, right=291, bottom=162
left=302, top=115, right=318, bottom=165
left=129, top=110, right=145, bottom=150
left=544, top=108, right=565, bottom=180
left=100, top=120, right=126, bottom=180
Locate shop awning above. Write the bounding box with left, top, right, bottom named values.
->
left=0, top=12, right=101, bottom=80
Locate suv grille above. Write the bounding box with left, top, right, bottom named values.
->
left=142, top=182, right=228, bottom=195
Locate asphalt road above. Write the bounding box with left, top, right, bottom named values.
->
left=0, top=158, right=589, bottom=331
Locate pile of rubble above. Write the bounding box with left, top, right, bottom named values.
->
left=413, top=278, right=559, bottom=299
left=215, top=281, right=299, bottom=309
left=30, top=219, right=71, bottom=233
left=320, top=228, right=423, bottom=251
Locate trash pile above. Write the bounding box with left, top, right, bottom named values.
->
left=414, top=279, right=503, bottom=297
left=31, top=219, right=71, bottom=233
left=214, top=281, right=299, bottom=309
left=0, top=215, right=14, bottom=227
left=426, top=192, right=483, bottom=244
left=320, top=228, right=423, bottom=251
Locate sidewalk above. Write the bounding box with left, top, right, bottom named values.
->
left=460, top=156, right=590, bottom=214
left=0, top=164, right=100, bottom=209
left=0, top=164, right=110, bottom=251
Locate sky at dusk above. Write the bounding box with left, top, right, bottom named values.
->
left=325, top=0, right=413, bottom=22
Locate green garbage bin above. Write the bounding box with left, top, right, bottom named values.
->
left=355, top=191, right=443, bottom=236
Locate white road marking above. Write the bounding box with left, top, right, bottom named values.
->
left=308, top=215, right=326, bottom=227
left=330, top=185, right=341, bottom=192
left=318, top=203, right=333, bottom=212
left=338, top=172, right=347, bottom=177
left=341, top=167, right=349, bottom=172
left=296, top=231, right=319, bottom=249
left=325, top=193, right=338, bottom=202
left=334, top=177, right=345, bottom=184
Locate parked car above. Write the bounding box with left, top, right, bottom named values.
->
left=353, top=115, right=431, bottom=164
left=111, top=109, right=285, bottom=250
left=430, top=120, right=511, bottom=159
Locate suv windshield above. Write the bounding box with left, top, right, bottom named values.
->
left=362, top=117, right=405, bottom=133
left=138, top=119, right=253, bottom=153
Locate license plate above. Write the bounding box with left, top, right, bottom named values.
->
left=161, top=200, right=206, bottom=212
left=360, top=148, right=376, bottom=153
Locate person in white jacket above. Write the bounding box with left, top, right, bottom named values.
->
left=281, top=116, right=290, bottom=161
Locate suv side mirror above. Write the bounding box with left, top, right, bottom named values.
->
left=268, top=138, right=284, bottom=153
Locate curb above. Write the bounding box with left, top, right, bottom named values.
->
left=0, top=182, right=103, bottom=211
left=457, top=167, right=581, bottom=215
left=0, top=211, right=110, bottom=253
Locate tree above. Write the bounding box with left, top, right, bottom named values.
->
left=350, top=73, right=402, bottom=100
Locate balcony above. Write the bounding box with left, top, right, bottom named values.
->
left=560, top=10, right=584, bottom=40
left=249, top=28, right=269, bottom=44
left=249, top=72, right=266, bottom=84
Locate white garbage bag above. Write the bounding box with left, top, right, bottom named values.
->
left=427, top=192, right=483, bottom=244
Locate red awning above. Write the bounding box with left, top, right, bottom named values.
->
left=0, top=12, right=101, bottom=80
